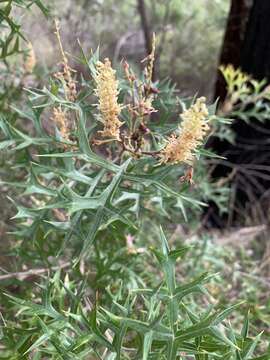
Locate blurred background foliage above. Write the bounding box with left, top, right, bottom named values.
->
left=21, top=0, right=230, bottom=97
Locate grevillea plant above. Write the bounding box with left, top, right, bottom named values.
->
left=0, top=28, right=269, bottom=359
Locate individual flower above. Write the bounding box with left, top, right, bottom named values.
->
left=160, top=97, right=209, bottom=165
left=95, top=58, right=123, bottom=140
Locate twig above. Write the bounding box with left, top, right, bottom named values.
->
left=156, top=0, right=172, bottom=65
left=121, top=140, right=159, bottom=158
left=237, top=270, right=270, bottom=288
left=137, top=0, right=155, bottom=80
left=0, top=261, right=70, bottom=281
left=113, top=31, right=137, bottom=64
left=137, top=0, right=152, bottom=55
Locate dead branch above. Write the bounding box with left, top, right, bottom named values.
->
left=0, top=261, right=70, bottom=281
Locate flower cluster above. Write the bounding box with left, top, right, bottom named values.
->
left=50, top=21, right=77, bottom=144
left=51, top=107, right=70, bottom=142
left=95, top=58, right=122, bottom=140
left=24, top=42, right=36, bottom=74
left=160, top=97, right=209, bottom=165
left=54, top=20, right=77, bottom=102
left=143, top=33, right=156, bottom=84
left=54, top=63, right=77, bottom=102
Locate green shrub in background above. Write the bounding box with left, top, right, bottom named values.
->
left=0, top=0, right=48, bottom=115
left=20, top=0, right=230, bottom=97
left=0, top=0, right=48, bottom=60
left=0, top=0, right=49, bottom=256
left=0, top=20, right=269, bottom=358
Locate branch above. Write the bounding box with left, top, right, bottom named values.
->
left=0, top=261, right=70, bottom=281
left=156, top=0, right=172, bottom=62
left=137, top=0, right=152, bottom=56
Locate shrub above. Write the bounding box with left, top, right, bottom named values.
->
left=0, top=26, right=269, bottom=359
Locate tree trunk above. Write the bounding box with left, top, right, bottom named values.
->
left=214, top=0, right=251, bottom=101
left=137, top=0, right=152, bottom=56
left=240, top=0, right=270, bottom=273
left=241, top=0, right=270, bottom=80
left=207, top=0, right=270, bottom=227
left=137, top=0, right=156, bottom=80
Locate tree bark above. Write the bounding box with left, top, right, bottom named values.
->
left=137, top=0, right=156, bottom=80
left=137, top=0, right=152, bottom=56
left=214, top=0, right=251, bottom=101
left=206, top=0, right=270, bottom=227
left=241, top=0, right=270, bottom=80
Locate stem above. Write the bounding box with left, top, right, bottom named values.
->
left=120, top=139, right=160, bottom=158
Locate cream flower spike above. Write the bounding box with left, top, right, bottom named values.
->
left=95, top=58, right=123, bottom=140
left=24, top=42, right=36, bottom=74
left=160, top=97, right=209, bottom=165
